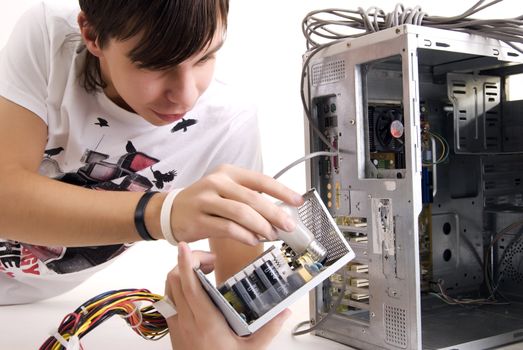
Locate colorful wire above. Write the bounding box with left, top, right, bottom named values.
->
left=40, top=289, right=169, bottom=350
left=422, top=130, right=450, bottom=166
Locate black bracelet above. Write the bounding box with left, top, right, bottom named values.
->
left=134, top=191, right=159, bottom=241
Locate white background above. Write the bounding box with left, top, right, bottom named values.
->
left=1, top=1, right=522, bottom=349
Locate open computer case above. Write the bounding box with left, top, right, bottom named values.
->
left=304, top=24, right=523, bottom=349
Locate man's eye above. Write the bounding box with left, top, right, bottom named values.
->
left=198, top=55, right=215, bottom=64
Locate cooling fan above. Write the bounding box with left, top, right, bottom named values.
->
left=375, top=108, right=405, bottom=151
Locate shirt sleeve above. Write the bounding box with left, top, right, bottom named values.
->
left=0, top=3, right=50, bottom=123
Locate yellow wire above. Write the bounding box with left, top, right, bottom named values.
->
left=423, top=131, right=447, bottom=164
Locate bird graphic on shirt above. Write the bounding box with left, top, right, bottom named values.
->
left=44, top=147, right=64, bottom=157
left=171, top=118, right=197, bottom=133
left=94, top=117, right=109, bottom=127
left=150, top=167, right=177, bottom=189
left=126, top=141, right=137, bottom=153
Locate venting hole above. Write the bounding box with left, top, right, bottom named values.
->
left=443, top=249, right=452, bottom=262
left=443, top=222, right=452, bottom=235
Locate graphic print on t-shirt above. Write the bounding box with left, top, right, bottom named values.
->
left=44, top=147, right=64, bottom=157
left=171, top=118, right=198, bottom=133
left=0, top=242, right=66, bottom=278
left=47, top=140, right=179, bottom=191
left=151, top=166, right=177, bottom=189
left=94, top=117, right=109, bottom=127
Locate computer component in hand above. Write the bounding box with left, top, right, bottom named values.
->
left=195, top=188, right=355, bottom=336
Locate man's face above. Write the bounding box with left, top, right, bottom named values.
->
left=97, top=27, right=224, bottom=126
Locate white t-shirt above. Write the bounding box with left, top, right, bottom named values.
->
left=0, top=2, right=262, bottom=305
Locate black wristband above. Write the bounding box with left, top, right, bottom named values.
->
left=134, top=191, right=159, bottom=241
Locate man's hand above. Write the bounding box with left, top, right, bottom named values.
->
left=170, top=164, right=304, bottom=245
left=165, top=242, right=291, bottom=350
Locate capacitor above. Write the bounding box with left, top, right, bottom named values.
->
left=232, top=277, right=265, bottom=318
left=218, top=284, right=252, bottom=322
left=256, top=259, right=291, bottom=300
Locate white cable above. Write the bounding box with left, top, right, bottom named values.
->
left=302, top=1, right=523, bottom=52
left=160, top=189, right=183, bottom=246
left=273, top=151, right=338, bottom=179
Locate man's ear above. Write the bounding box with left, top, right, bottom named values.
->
left=77, top=11, right=103, bottom=58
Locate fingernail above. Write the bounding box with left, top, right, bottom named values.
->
left=281, top=308, right=292, bottom=320
left=293, top=194, right=304, bottom=205
left=178, top=242, right=187, bottom=258
left=251, top=237, right=260, bottom=246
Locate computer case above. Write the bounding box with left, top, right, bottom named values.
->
left=304, top=24, right=523, bottom=349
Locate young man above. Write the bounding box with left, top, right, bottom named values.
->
left=0, top=0, right=300, bottom=347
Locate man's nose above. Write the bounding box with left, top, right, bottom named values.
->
left=165, top=69, right=199, bottom=109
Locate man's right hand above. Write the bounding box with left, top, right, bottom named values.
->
left=169, top=164, right=304, bottom=246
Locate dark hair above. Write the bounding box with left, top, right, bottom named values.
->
left=78, top=0, right=229, bottom=92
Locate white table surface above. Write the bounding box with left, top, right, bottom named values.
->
left=0, top=240, right=521, bottom=350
